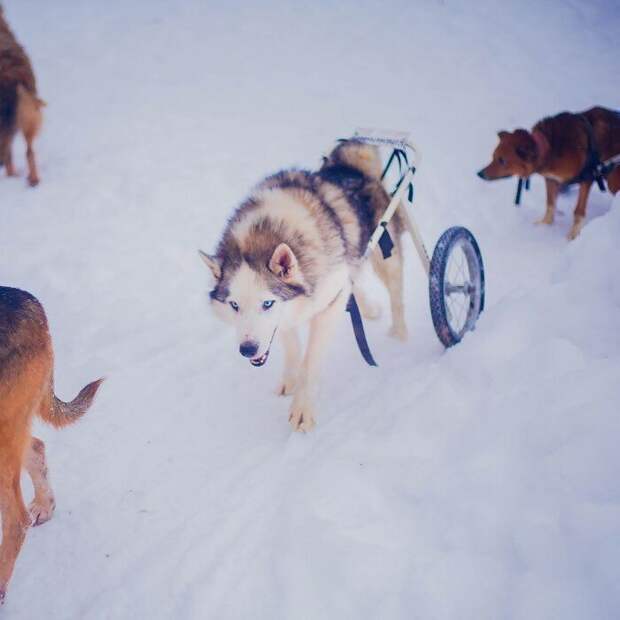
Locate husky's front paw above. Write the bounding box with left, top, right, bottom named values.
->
left=29, top=496, right=55, bottom=526
left=288, top=397, right=316, bottom=433
left=388, top=323, right=408, bottom=342
left=276, top=374, right=297, bottom=397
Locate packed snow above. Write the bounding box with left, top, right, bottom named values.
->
left=1, top=0, right=619, bottom=618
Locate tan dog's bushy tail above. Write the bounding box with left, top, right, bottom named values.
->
left=39, top=378, right=104, bottom=429
left=323, top=140, right=383, bottom=179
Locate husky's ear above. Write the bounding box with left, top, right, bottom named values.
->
left=269, top=243, right=302, bottom=284
left=198, top=250, right=222, bottom=281
left=497, top=130, right=510, bottom=140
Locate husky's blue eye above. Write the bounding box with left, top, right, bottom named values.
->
left=229, top=301, right=239, bottom=312
left=262, top=300, right=275, bottom=310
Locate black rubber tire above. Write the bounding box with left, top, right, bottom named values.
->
left=429, top=226, right=485, bottom=348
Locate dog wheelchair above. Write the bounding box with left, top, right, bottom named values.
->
left=351, top=128, right=485, bottom=351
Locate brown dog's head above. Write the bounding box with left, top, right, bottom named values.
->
left=477, top=129, right=538, bottom=181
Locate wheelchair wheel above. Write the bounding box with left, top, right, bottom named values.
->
left=429, top=226, right=485, bottom=347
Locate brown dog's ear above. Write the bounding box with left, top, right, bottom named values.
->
left=513, top=129, right=537, bottom=162
left=269, top=243, right=303, bottom=284
left=497, top=130, right=510, bottom=140
left=198, top=250, right=222, bottom=281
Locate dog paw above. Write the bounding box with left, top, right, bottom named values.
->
left=535, top=215, right=554, bottom=225
left=276, top=375, right=297, bottom=397
left=29, top=496, right=55, bottom=527
left=27, top=176, right=39, bottom=187
left=288, top=399, right=316, bottom=433
left=567, top=218, right=584, bottom=241
left=388, top=323, right=408, bottom=342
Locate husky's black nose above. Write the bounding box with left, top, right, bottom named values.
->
left=239, top=341, right=259, bottom=358
left=477, top=169, right=487, bottom=180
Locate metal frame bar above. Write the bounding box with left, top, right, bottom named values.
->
left=362, top=152, right=431, bottom=276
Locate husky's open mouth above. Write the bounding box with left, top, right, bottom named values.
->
left=250, top=350, right=270, bottom=367
left=248, top=328, right=277, bottom=368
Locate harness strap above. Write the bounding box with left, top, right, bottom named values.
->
left=514, top=177, right=530, bottom=206
left=599, top=153, right=620, bottom=176
left=346, top=294, right=378, bottom=367
left=566, top=115, right=606, bottom=191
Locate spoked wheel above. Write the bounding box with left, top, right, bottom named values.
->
left=429, top=226, right=485, bottom=347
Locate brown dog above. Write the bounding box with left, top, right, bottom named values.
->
left=0, top=5, right=44, bottom=186
left=478, top=107, right=620, bottom=239
left=0, top=287, right=102, bottom=605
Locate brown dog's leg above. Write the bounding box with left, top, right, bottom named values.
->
left=25, top=437, right=56, bottom=526
left=607, top=168, right=620, bottom=194
left=536, top=178, right=560, bottom=225
left=16, top=85, right=43, bottom=187
left=0, top=129, right=17, bottom=177
left=0, top=458, right=30, bottom=605
left=568, top=180, right=593, bottom=240
left=24, top=135, right=39, bottom=187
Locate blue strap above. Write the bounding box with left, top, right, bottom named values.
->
left=346, top=294, right=378, bottom=367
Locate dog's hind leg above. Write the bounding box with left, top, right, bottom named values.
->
left=24, top=437, right=55, bottom=527
left=352, top=284, right=381, bottom=321
left=16, top=85, right=43, bottom=187
left=277, top=328, right=301, bottom=397
left=607, top=167, right=620, bottom=194
left=0, top=453, right=31, bottom=605
left=371, top=240, right=408, bottom=341
left=288, top=286, right=350, bottom=432
left=568, top=179, right=593, bottom=240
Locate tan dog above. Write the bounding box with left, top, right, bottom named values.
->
left=0, top=287, right=102, bottom=605
left=478, top=107, right=620, bottom=239
left=0, top=5, right=44, bottom=186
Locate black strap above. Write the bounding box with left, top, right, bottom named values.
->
left=515, top=178, right=524, bottom=205
left=514, top=177, right=531, bottom=206
left=378, top=223, right=394, bottom=258
left=346, top=294, right=378, bottom=367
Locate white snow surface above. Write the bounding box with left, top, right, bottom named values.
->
left=1, top=1, right=620, bottom=618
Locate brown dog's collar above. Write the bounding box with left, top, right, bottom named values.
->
left=532, top=129, right=550, bottom=170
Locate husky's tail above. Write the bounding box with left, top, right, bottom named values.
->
left=39, top=378, right=104, bottom=429
left=322, top=139, right=383, bottom=180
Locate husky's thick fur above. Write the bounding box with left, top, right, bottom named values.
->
left=0, top=287, right=102, bottom=604
left=200, top=140, right=407, bottom=432
left=0, top=5, right=44, bottom=186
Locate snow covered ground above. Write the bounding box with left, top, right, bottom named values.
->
left=2, top=0, right=620, bottom=618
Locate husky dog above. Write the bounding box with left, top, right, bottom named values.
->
left=0, top=287, right=102, bottom=604
left=199, top=140, right=407, bottom=431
